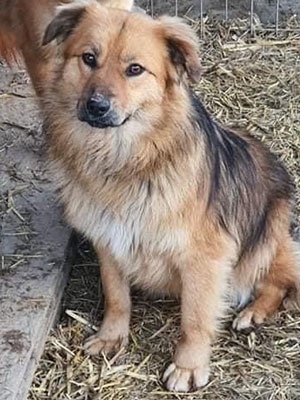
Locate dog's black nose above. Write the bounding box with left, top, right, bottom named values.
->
left=87, top=94, right=111, bottom=117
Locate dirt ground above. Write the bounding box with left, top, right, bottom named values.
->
left=0, top=11, right=299, bottom=400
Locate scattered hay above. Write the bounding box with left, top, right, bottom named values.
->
left=193, top=16, right=300, bottom=237
left=29, top=17, right=300, bottom=400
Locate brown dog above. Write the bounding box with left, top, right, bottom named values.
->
left=0, top=0, right=134, bottom=96
left=1, top=0, right=300, bottom=392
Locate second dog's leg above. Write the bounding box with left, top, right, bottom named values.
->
left=84, top=246, right=131, bottom=355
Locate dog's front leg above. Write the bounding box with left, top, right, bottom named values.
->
left=84, top=246, right=131, bottom=356
left=163, top=252, right=230, bottom=392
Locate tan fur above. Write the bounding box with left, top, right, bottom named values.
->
left=84, top=245, right=131, bottom=354
left=1, top=1, right=299, bottom=392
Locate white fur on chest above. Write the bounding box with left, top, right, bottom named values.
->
left=60, top=178, right=187, bottom=264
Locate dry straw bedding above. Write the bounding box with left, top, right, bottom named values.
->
left=29, top=17, right=300, bottom=400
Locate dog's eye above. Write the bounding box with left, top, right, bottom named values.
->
left=82, top=52, right=97, bottom=68
left=126, top=64, right=145, bottom=77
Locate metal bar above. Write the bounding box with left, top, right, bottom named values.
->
left=175, top=0, right=178, bottom=16
left=250, top=0, right=254, bottom=35
left=225, top=0, right=228, bottom=21
left=275, top=0, right=280, bottom=35
left=200, top=0, right=204, bottom=38
left=150, top=0, right=154, bottom=17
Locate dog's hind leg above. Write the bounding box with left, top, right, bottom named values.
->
left=233, top=235, right=299, bottom=331
left=282, top=241, right=300, bottom=311
left=84, top=245, right=131, bottom=355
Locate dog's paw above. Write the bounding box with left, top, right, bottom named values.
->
left=83, top=333, right=128, bottom=356
left=84, top=314, right=130, bottom=356
left=84, top=332, right=128, bottom=356
left=282, top=297, right=300, bottom=310
left=232, top=308, right=266, bottom=331
left=282, top=290, right=300, bottom=311
left=162, top=363, right=209, bottom=392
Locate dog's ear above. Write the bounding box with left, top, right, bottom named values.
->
left=42, top=4, right=86, bottom=46
left=159, top=16, right=201, bottom=83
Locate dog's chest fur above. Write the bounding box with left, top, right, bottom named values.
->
left=55, top=161, right=194, bottom=291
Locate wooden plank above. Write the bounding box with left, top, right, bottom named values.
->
left=0, top=65, right=73, bottom=400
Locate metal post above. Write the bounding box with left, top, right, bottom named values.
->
left=175, top=0, right=178, bottom=16
left=250, top=0, right=254, bottom=35
left=200, top=0, right=204, bottom=38
left=225, top=0, right=228, bottom=21
left=275, top=0, right=280, bottom=35
left=151, top=0, right=154, bottom=17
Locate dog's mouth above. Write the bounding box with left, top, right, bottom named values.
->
left=85, top=114, right=132, bottom=129
left=77, top=104, right=132, bottom=129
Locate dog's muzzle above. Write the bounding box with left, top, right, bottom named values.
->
left=87, top=94, right=111, bottom=118
left=78, top=93, right=129, bottom=129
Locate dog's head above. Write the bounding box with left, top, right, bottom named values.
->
left=43, top=1, right=201, bottom=131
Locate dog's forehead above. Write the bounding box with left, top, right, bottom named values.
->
left=77, top=6, right=126, bottom=41
left=116, top=15, right=163, bottom=57
left=80, top=7, right=161, bottom=51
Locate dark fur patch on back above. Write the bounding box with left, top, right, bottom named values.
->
left=189, top=92, right=294, bottom=256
